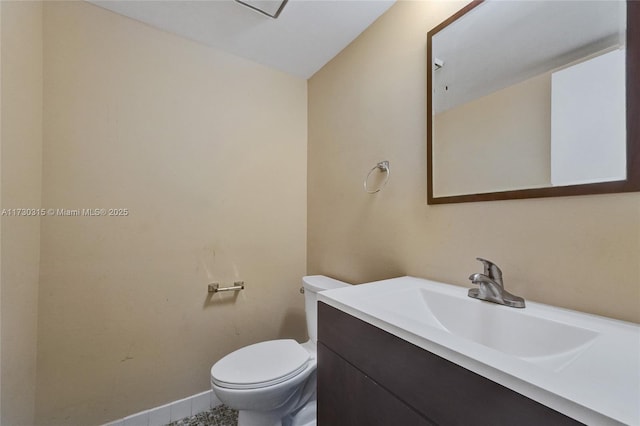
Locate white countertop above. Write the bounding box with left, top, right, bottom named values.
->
left=317, top=276, right=640, bottom=426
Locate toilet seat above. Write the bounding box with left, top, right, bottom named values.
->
left=211, top=339, right=311, bottom=390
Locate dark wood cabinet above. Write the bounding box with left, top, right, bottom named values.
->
left=317, top=302, right=583, bottom=426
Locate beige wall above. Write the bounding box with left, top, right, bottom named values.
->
left=1, top=2, right=3, bottom=417
left=1, top=1, right=43, bottom=425
left=36, top=2, right=307, bottom=425
left=308, top=1, right=640, bottom=323
left=433, top=72, right=551, bottom=197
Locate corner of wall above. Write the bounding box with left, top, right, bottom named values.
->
left=0, top=1, right=44, bottom=424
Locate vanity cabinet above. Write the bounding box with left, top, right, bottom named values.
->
left=317, top=302, right=582, bottom=426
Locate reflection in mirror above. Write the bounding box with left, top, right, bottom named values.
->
left=427, top=0, right=639, bottom=204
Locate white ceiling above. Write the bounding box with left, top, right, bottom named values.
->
left=89, top=0, right=396, bottom=79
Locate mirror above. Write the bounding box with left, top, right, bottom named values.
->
left=427, top=0, right=639, bottom=204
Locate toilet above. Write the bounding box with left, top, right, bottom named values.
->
left=210, top=275, right=350, bottom=426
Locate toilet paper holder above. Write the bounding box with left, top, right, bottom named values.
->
left=208, top=281, right=245, bottom=293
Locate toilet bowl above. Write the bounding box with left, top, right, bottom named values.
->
left=210, top=275, right=349, bottom=426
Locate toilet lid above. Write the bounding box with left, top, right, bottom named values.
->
left=211, top=339, right=310, bottom=389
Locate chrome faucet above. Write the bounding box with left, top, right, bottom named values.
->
left=468, top=258, right=525, bottom=308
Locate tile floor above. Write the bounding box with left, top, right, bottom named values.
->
left=167, top=405, right=238, bottom=426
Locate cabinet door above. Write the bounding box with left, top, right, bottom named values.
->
left=318, top=302, right=583, bottom=426
left=318, top=342, right=434, bottom=426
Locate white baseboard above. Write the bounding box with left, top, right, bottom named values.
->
left=103, top=389, right=222, bottom=426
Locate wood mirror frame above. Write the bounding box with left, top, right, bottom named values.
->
left=427, top=0, right=639, bottom=204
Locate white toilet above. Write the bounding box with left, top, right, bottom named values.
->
left=210, top=275, right=350, bottom=426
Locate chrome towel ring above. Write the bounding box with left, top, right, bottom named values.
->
left=364, top=161, right=390, bottom=194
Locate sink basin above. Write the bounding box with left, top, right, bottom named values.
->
left=317, top=276, right=640, bottom=426
left=363, top=287, right=599, bottom=371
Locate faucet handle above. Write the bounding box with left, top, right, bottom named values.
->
left=475, top=257, right=503, bottom=283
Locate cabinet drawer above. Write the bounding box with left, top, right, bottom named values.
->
left=318, top=302, right=582, bottom=426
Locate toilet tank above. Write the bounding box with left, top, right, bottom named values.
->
left=302, top=275, right=350, bottom=343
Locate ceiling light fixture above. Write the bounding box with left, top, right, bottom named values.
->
left=235, top=0, right=289, bottom=19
